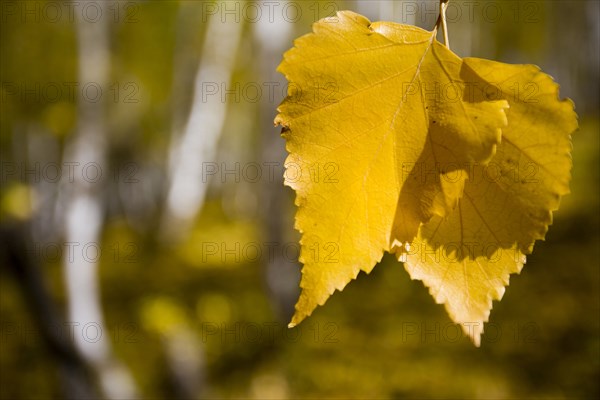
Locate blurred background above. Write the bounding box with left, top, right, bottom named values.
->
left=1, top=0, right=598, bottom=398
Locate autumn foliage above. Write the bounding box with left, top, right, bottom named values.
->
left=275, top=10, right=577, bottom=345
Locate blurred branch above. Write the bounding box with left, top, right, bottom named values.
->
left=254, top=9, right=299, bottom=320
left=0, top=222, right=99, bottom=399
left=57, top=1, right=137, bottom=398
left=162, top=2, right=244, bottom=239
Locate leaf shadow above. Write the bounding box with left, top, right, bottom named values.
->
left=390, top=61, right=522, bottom=263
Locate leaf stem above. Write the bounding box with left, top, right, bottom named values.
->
left=436, top=0, right=450, bottom=49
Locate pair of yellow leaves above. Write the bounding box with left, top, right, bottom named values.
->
left=274, top=11, right=577, bottom=346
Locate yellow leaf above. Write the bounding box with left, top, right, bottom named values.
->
left=397, top=59, right=577, bottom=345
left=275, top=11, right=508, bottom=327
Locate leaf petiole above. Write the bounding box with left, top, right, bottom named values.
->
left=435, top=0, right=450, bottom=49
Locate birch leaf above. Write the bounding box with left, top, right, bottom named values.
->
left=274, top=11, right=576, bottom=344
left=397, top=59, right=577, bottom=345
